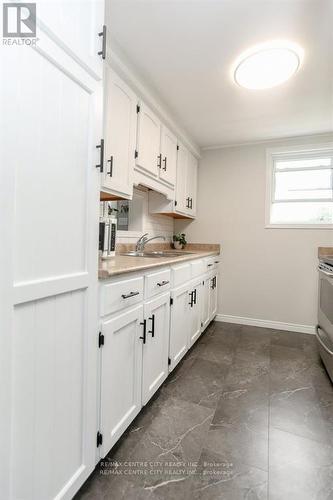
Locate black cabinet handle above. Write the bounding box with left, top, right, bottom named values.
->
left=214, top=261, right=219, bottom=264
left=157, top=154, right=162, bottom=168
left=140, top=319, right=147, bottom=344
left=157, top=280, right=169, bottom=287
left=148, top=314, right=155, bottom=337
left=121, top=291, right=140, bottom=299
left=98, top=25, right=107, bottom=59
left=186, top=197, right=190, bottom=208
left=162, top=157, right=167, bottom=171
left=207, top=264, right=213, bottom=267
left=193, top=288, right=197, bottom=305
left=107, top=156, right=113, bottom=177
left=189, top=198, right=193, bottom=209
left=189, top=291, right=194, bottom=307
left=96, top=139, right=104, bottom=172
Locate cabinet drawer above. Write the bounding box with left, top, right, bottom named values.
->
left=101, top=275, right=144, bottom=316
left=191, top=259, right=205, bottom=278
left=171, top=262, right=191, bottom=288
left=204, top=256, right=220, bottom=271
left=145, top=268, right=171, bottom=299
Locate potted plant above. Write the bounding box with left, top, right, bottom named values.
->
left=173, top=233, right=187, bottom=250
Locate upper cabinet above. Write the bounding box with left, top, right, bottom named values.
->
left=101, top=65, right=137, bottom=199
left=149, top=142, right=199, bottom=219
left=160, top=126, right=177, bottom=187
left=136, top=103, right=161, bottom=178
left=134, top=102, right=178, bottom=199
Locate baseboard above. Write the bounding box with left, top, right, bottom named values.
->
left=215, top=314, right=316, bottom=335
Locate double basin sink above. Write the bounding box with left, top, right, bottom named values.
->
left=120, top=250, right=195, bottom=258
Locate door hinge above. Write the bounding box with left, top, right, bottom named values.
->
left=168, top=357, right=171, bottom=366
left=97, top=431, right=103, bottom=447
left=97, top=25, right=107, bottom=59
left=174, top=200, right=177, bottom=206
left=170, top=297, right=173, bottom=306
left=136, top=104, right=140, bottom=113
left=134, top=150, right=139, bottom=159
left=177, top=145, right=179, bottom=151
left=98, top=331, right=104, bottom=348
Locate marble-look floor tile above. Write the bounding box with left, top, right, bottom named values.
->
left=269, top=427, right=333, bottom=500
left=189, top=448, right=268, bottom=500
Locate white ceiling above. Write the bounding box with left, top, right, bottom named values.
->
left=109, top=0, right=333, bottom=148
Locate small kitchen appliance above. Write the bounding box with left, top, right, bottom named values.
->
left=99, top=202, right=117, bottom=259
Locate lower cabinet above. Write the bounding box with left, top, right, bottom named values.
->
left=99, top=304, right=143, bottom=457
left=169, top=282, right=191, bottom=371
left=142, top=292, right=170, bottom=405
left=188, top=277, right=203, bottom=348
left=209, top=274, right=218, bottom=320
left=202, top=273, right=212, bottom=330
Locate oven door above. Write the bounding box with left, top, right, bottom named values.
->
left=318, top=267, right=333, bottom=343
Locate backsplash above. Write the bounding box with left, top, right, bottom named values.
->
left=117, top=187, right=174, bottom=243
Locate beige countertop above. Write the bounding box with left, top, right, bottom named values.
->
left=98, top=244, right=221, bottom=279
left=318, top=247, right=333, bottom=259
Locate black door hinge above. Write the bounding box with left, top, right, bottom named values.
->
left=174, top=200, right=177, bottom=206
left=98, top=25, right=107, bottom=60
left=136, top=104, right=140, bottom=113
left=170, top=297, right=173, bottom=306
left=97, top=431, right=103, bottom=447
left=177, top=145, right=179, bottom=151
left=168, top=357, right=171, bottom=366
left=134, top=150, right=138, bottom=159
left=98, top=332, right=104, bottom=348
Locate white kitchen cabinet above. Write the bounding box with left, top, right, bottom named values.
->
left=102, top=66, right=137, bottom=199
left=100, top=304, right=143, bottom=456
left=160, top=125, right=177, bottom=187
left=136, top=102, right=161, bottom=178
left=148, top=142, right=199, bottom=219
left=209, top=274, right=218, bottom=321
left=188, top=278, right=203, bottom=347
left=2, top=0, right=104, bottom=498
left=169, top=282, right=192, bottom=371
left=202, top=273, right=212, bottom=331
left=142, top=293, right=170, bottom=404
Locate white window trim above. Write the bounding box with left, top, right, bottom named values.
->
left=265, top=142, right=333, bottom=229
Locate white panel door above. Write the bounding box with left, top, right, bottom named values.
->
left=201, top=274, right=212, bottom=331
left=142, top=293, right=170, bottom=405
left=102, top=65, right=137, bottom=198
left=169, top=283, right=191, bottom=371
left=160, top=125, right=177, bottom=187
left=187, top=151, right=198, bottom=217
left=136, top=102, right=161, bottom=178
left=100, top=305, right=143, bottom=457
left=1, top=0, right=103, bottom=497
left=175, top=143, right=188, bottom=215
left=188, top=279, right=203, bottom=347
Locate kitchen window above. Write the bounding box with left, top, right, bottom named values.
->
left=266, top=144, right=333, bottom=228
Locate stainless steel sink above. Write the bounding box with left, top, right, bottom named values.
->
left=120, top=250, right=195, bottom=258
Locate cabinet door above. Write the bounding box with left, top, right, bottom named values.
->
left=102, top=66, right=137, bottom=198
left=187, top=151, right=198, bottom=216
left=136, top=102, right=161, bottom=178
left=188, top=279, right=203, bottom=347
left=209, top=274, right=218, bottom=321
left=169, top=283, right=191, bottom=371
left=175, top=143, right=188, bottom=215
left=160, top=126, right=177, bottom=187
left=201, top=275, right=212, bottom=331
left=142, top=293, right=170, bottom=405
left=100, top=305, right=143, bottom=457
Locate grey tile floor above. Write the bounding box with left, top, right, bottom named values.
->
left=75, top=322, right=333, bottom=500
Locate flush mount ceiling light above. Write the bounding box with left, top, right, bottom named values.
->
left=233, top=41, right=303, bottom=90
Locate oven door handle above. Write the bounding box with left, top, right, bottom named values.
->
left=318, top=267, right=333, bottom=277
left=316, top=325, right=333, bottom=356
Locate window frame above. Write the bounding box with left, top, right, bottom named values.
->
left=266, top=143, right=333, bottom=229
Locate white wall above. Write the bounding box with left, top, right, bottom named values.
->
left=176, top=134, right=333, bottom=330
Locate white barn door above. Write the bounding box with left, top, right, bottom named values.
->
left=1, top=1, right=104, bottom=498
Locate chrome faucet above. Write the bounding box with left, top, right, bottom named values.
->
left=135, top=234, right=166, bottom=252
